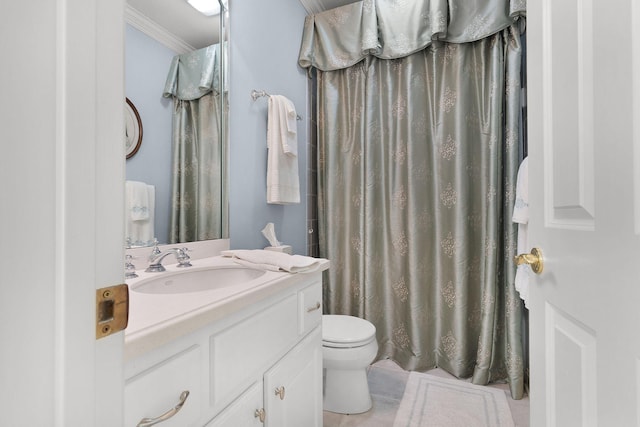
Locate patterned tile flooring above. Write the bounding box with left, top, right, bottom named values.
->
left=323, top=359, right=530, bottom=427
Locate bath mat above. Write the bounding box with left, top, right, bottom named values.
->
left=392, top=372, right=515, bottom=427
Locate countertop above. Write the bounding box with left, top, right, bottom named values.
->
left=124, top=255, right=329, bottom=360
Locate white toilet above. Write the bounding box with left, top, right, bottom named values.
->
left=322, top=314, right=378, bottom=414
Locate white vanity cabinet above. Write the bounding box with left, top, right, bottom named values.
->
left=124, top=271, right=323, bottom=427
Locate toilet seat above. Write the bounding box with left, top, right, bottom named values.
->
left=322, top=315, right=376, bottom=348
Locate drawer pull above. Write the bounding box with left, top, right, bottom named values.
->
left=306, top=302, right=321, bottom=313
left=254, top=408, right=266, bottom=423
left=137, top=390, right=190, bottom=427
left=275, top=386, right=286, bottom=400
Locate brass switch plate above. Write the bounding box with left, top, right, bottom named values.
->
left=96, top=284, right=129, bottom=339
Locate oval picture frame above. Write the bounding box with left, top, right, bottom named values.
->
left=125, top=98, right=143, bottom=159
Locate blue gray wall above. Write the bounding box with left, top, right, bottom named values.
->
left=125, top=25, right=176, bottom=244
left=228, top=0, right=310, bottom=254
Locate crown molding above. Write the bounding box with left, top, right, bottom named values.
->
left=125, top=5, right=194, bottom=54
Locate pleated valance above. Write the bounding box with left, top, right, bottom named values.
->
left=298, top=0, right=526, bottom=71
left=163, top=44, right=220, bottom=101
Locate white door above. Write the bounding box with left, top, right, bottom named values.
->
left=1, top=1, right=125, bottom=426
left=527, top=0, right=640, bottom=425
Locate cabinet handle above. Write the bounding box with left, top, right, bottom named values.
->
left=137, top=390, right=190, bottom=427
left=275, top=386, right=286, bottom=400
left=254, top=408, right=266, bottom=423
left=306, top=302, right=321, bottom=313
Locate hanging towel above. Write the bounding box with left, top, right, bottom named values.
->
left=266, top=95, right=300, bottom=204
left=125, top=181, right=155, bottom=246
left=512, top=157, right=530, bottom=308
left=126, top=180, right=150, bottom=221
left=221, top=249, right=321, bottom=273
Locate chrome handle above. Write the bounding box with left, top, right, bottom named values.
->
left=275, top=386, right=286, bottom=400
left=254, top=408, right=266, bottom=423
left=514, top=247, right=544, bottom=274
left=306, top=302, right=321, bottom=313
left=137, top=390, right=190, bottom=427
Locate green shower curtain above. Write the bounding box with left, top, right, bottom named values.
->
left=164, top=44, right=224, bottom=243
left=300, top=0, right=526, bottom=399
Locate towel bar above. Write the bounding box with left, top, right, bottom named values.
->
left=251, top=89, right=302, bottom=120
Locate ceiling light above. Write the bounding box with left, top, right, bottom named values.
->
left=187, top=0, right=220, bottom=16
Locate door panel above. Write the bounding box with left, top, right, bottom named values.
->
left=545, top=304, right=597, bottom=427
left=544, top=0, right=595, bottom=228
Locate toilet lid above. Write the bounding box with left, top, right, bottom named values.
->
left=322, top=315, right=376, bottom=348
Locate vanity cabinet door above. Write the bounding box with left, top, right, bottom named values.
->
left=205, top=381, right=264, bottom=427
left=263, top=327, right=323, bottom=427
left=209, top=293, right=298, bottom=413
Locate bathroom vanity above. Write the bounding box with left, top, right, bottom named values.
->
left=123, top=255, right=327, bottom=426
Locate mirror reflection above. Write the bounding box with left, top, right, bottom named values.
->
left=124, top=0, right=228, bottom=247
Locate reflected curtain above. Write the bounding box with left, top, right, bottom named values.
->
left=312, top=15, right=525, bottom=399
left=164, top=44, right=224, bottom=243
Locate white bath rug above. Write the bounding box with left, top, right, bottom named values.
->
left=392, top=372, right=515, bottom=427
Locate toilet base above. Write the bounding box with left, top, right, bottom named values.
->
left=323, top=367, right=372, bottom=414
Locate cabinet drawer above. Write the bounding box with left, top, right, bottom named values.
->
left=125, top=345, right=203, bottom=427
left=210, top=294, right=298, bottom=411
left=298, top=281, right=322, bottom=335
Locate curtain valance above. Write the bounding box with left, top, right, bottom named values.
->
left=163, top=44, right=219, bottom=101
left=298, top=0, right=525, bottom=71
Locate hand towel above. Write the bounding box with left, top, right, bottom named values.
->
left=267, top=95, right=300, bottom=204
left=512, top=157, right=530, bottom=308
left=125, top=182, right=155, bottom=247
left=126, top=180, right=150, bottom=221
left=221, top=249, right=321, bottom=273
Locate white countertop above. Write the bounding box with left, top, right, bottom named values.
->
left=124, top=255, right=329, bottom=360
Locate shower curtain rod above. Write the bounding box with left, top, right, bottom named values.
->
left=251, top=89, right=302, bottom=120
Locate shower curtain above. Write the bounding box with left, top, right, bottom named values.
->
left=164, top=44, right=224, bottom=243
left=299, top=0, right=526, bottom=399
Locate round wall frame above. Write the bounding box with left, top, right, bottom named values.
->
left=125, top=97, right=143, bottom=159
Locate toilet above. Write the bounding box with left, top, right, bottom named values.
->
left=322, top=314, right=378, bottom=414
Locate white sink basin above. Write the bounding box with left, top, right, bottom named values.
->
left=132, top=266, right=267, bottom=294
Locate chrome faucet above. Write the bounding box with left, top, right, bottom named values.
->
left=146, top=247, right=192, bottom=272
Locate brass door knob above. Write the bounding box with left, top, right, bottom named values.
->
left=514, top=247, right=544, bottom=274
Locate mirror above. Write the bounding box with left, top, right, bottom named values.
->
left=124, top=0, right=229, bottom=247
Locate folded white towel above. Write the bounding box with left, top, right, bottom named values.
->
left=221, top=249, right=320, bottom=273
left=278, top=96, right=298, bottom=156
left=126, top=180, right=151, bottom=221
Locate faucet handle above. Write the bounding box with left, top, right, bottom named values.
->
left=176, top=247, right=192, bottom=268
left=148, top=239, right=162, bottom=261
left=124, top=254, right=138, bottom=279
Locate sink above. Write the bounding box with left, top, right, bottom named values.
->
left=132, top=266, right=267, bottom=294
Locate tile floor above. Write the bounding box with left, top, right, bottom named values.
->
left=323, top=359, right=530, bottom=427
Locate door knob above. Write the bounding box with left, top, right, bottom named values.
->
left=514, top=247, right=544, bottom=274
